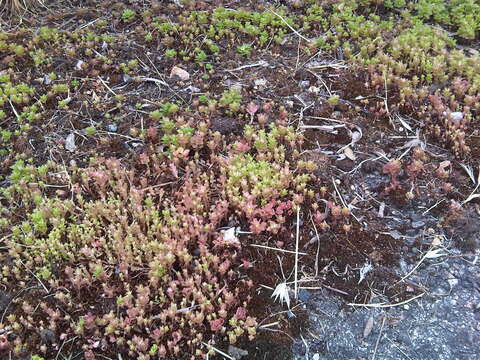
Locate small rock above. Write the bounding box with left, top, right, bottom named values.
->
left=65, top=133, right=76, bottom=152
left=312, top=354, right=320, bottom=360
left=308, top=86, right=320, bottom=94
left=44, top=75, right=52, bottom=85
left=443, top=111, right=463, bottom=125
left=450, top=112, right=463, bottom=122
left=222, top=227, right=239, bottom=245
left=468, top=48, right=478, bottom=55
left=447, top=278, right=459, bottom=288
left=254, top=78, right=267, bottom=89
left=170, top=66, right=190, bottom=81
left=40, top=329, right=56, bottom=344
left=228, top=345, right=248, bottom=358
left=411, top=220, right=426, bottom=229
left=299, top=80, right=310, bottom=88
left=106, top=124, right=118, bottom=132
left=75, top=60, right=85, bottom=71
left=192, top=248, right=200, bottom=257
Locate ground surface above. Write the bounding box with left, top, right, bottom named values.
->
left=0, top=0, right=479, bottom=359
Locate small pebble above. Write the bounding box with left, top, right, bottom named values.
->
left=447, top=278, right=459, bottom=288
left=299, top=80, right=310, bottom=88
left=450, top=112, right=463, bottom=122
left=106, top=124, right=118, bottom=132
left=411, top=220, right=426, bottom=229
left=228, top=345, right=248, bottom=358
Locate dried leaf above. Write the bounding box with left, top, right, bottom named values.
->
left=363, top=316, right=374, bottom=338
left=343, top=146, right=356, bottom=161
left=254, top=78, right=267, bottom=89
left=389, top=230, right=402, bottom=240
left=350, top=128, right=362, bottom=144
left=396, top=114, right=413, bottom=132
left=438, top=160, right=451, bottom=170
left=459, top=163, right=476, bottom=185
left=303, top=235, right=320, bottom=249
left=303, top=124, right=341, bottom=133
left=75, top=60, right=85, bottom=71
left=424, top=248, right=447, bottom=259
left=65, top=133, right=76, bottom=152
left=431, top=236, right=442, bottom=246
left=463, top=193, right=480, bottom=204
left=377, top=202, right=385, bottom=218
left=400, top=138, right=425, bottom=150
left=369, top=250, right=383, bottom=262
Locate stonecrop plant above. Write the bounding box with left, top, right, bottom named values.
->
left=221, top=124, right=316, bottom=234
left=1, top=0, right=479, bottom=358
left=0, top=112, right=317, bottom=358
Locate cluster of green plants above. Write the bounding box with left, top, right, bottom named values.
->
left=294, top=0, right=479, bottom=156
left=132, top=0, right=480, bottom=155
left=1, top=0, right=478, bottom=158
left=0, top=101, right=337, bottom=357
left=385, top=0, right=480, bottom=39
left=148, top=6, right=296, bottom=63
left=221, top=124, right=317, bottom=233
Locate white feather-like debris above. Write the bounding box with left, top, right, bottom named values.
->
left=271, top=282, right=291, bottom=308
left=358, top=263, right=373, bottom=284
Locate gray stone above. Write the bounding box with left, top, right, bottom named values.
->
left=106, top=124, right=118, bottom=132
left=411, top=220, right=426, bottom=229
left=228, top=345, right=248, bottom=358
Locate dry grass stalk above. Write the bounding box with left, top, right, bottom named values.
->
left=1, top=0, right=44, bottom=14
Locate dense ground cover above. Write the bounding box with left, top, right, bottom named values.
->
left=0, top=0, right=479, bottom=359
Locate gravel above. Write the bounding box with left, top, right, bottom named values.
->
left=291, top=253, right=480, bottom=360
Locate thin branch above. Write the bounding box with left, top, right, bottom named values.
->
left=249, top=243, right=307, bottom=256
left=201, top=342, right=234, bottom=360
left=348, top=292, right=425, bottom=308
left=294, top=207, right=300, bottom=299
left=269, top=9, right=311, bottom=42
